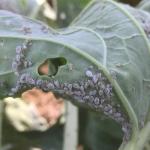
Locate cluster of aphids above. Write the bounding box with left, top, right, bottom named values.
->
left=12, top=40, right=33, bottom=76
left=10, top=68, right=130, bottom=140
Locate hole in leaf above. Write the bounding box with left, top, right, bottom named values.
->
left=38, top=57, right=67, bottom=76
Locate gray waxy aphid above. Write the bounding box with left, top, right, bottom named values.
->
left=108, top=109, right=113, bottom=114
left=99, top=83, right=105, bottom=90
left=23, top=61, right=28, bottom=68
left=26, top=60, right=33, bottom=67
left=22, top=43, right=27, bottom=50
left=12, top=61, right=18, bottom=70
left=85, top=70, right=93, bottom=78
left=11, top=87, right=18, bottom=93
left=63, top=87, right=68, bottom=91
left=89, top=90, right=97, bottom=96
left=73, top=91, right=82, bottom=96
left=84, top=82, right=89, bottom=89
left=19, top=74, right=30, bottom=83
left=54, top=80, right=60, bottom=88
left=26, top=76, right=35, bottom=85
left=83, top=95, right=90, bottom=102
left=104, top=106, right=111, bottom=112
left=114, top=112, right=122, bottom=118
left=73, top=83, right=80, bottom=89
left=80, top=86, right=85, bottom=93
left=98, top=89, right=104, bottom=96
left=65, top=91, right=73, bottom=95
left=16, top=54, right=22, bottom=62
left=94, top=97, right=100, bottom=105
left=16, top=46, right=22, bottom=54
left=47, top=82, right=55, bottom=89
left=89, top=96, right=94, bottom=101
left=67, top=84, right=72, bottom=91
left=87, top=80, right=94, bottom=88
left=92, top=75, right=99, bottom=84
left=36, top=79, right=43, bottom=87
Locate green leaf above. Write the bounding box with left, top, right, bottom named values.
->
left=71, top=0, right=150, bottom=137
left=0, top=0, right=150, bottom=149
left=137, top=0, right=150, bottom=13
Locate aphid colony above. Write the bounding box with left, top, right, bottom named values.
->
left=12, top=40, right=33, bottom=75
left=10, top=68, right=130, bottom=140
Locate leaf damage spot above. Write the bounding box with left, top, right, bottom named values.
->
left=38, top=57, right=67, bottom=77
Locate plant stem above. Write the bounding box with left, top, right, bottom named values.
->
left=135, top=121, right=150, bottom=150
left=63, top=101, right=78, bottom=150
left=0, top=101, right=3, bottom=148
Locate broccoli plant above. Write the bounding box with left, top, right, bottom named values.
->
left=0, top=0, right=150, bottom=150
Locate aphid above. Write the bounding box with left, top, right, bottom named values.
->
left=114, top=112, right=122, bottom=118
left=84, top=82, right=89, bottom=89
left=108, top=109, right=113, bottom=114
left=80, top=86, right=85, bottom=93
left=93, top=97, right=100, bottom=105
left=100, top=98, right=105, bottom=104
left=83, top=95, right=90, bottom=102
left=11, top=87, right=18, bottom=93
left=41, top=26, right=49, bottom=34
left=63, top=87, right=68, bottom=91
left=73, top=95, right=82, bottom=102
left=87, top=80, right=94, bottom=88
left=89, top=90, right=97, bottom=96
left=85, top=70, right=93, bottom=78
left=68, top=63, right=73, bottom=71
left=27, top=61, right=33, bottom=67
left=92, top=74, right=99, bottom=83
left=12, top=61, right=18, bottom=70
left=19, top=74, right=29, bottom=83
left=104, top=111, right=109, bottom=115
left=26, top=76, right=35, bottom=85
left=73, top=83, right=80, bottom=89
left=65, top=90, right=73, bottom=95
left=54, top=80, right=60, bottom=88
left=122, top=126, right=128, bottom=133
left=16, top=54, right=22, bottom=62
left=47, top=82, right=55, bottom=89
left=99, top=83, right=105, bottom=90
left=110, top=70, right=117, bottom=80
left=67, top=84, right=72, bottom=91
left=16, top=46, right=22, bottom=54
left=89, top=96, right=95, bottom=104
left=104, top=106, right=111, bottom=112
left=22, top=43, right=28, bottom=50
left=98, top=90, right=103, bottom=96
left=104, top=84, right=112, bottom=96
left=117, top=117, right=125, bottom=123
left=23, top=61, right=28, bottom=68
left=36, top=79, right=43, bottom=87
left=22, top=26, right=32, bottom=35
left=73, top=91, right=81, bottom=97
